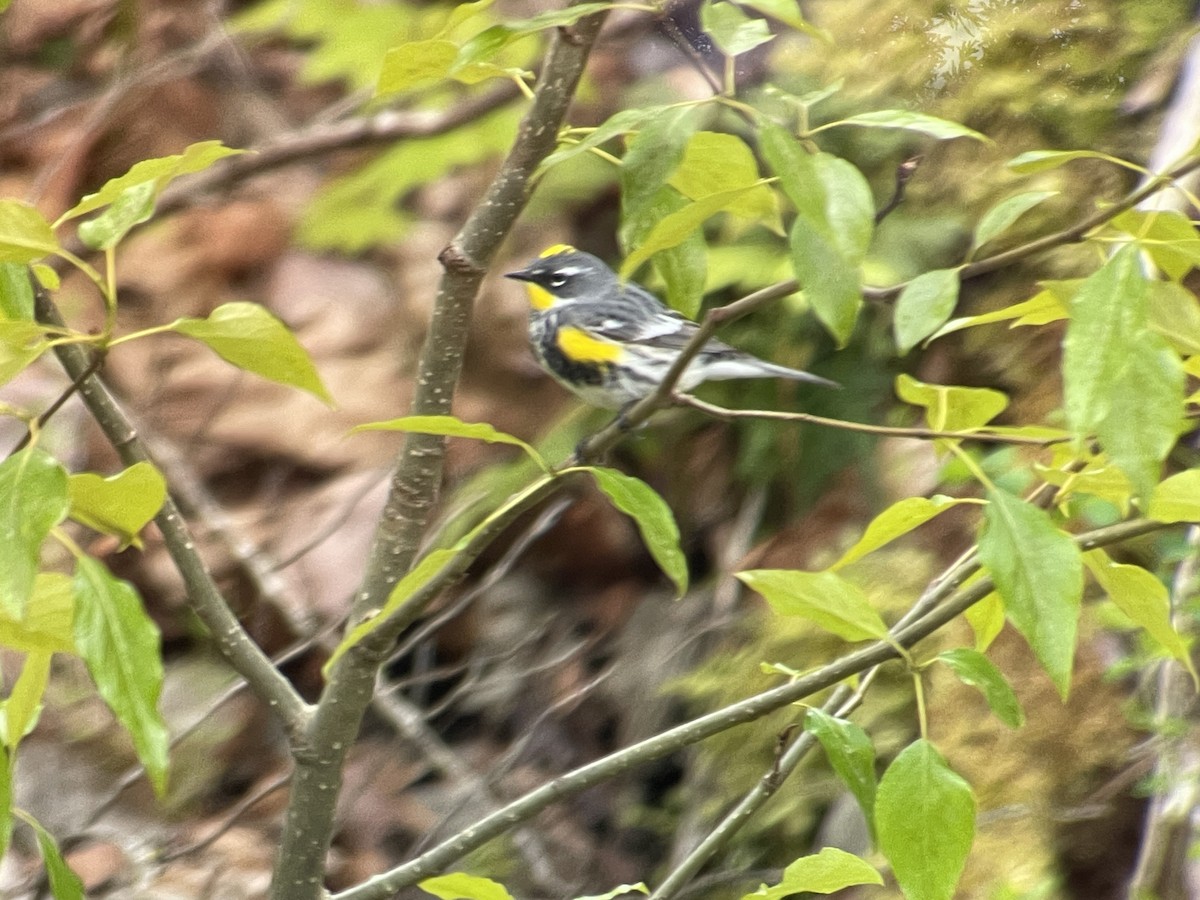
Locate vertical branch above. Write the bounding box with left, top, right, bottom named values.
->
left=271, top=9, right=609, bottom=898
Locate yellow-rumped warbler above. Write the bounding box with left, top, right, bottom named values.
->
left=505, top=244, right=839, bottom=409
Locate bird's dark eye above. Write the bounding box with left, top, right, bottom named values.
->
left=548, top=274, right=568, bottom=288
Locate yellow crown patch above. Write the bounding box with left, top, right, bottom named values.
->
left=539, top=243, right=576, bottom=258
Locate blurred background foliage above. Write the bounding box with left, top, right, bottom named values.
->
left=1, top=0, right=1197, bottom=895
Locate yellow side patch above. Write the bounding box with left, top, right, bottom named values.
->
left=556, top=325, right=622, bottom=363
left=539, top=243, right=576, bottom=258
left=524, top=283, right=557, bottom=311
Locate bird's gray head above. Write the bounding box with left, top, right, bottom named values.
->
left=505, top=245, right=618, bottom=310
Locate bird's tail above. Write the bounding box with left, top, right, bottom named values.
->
left=700, top=356, right=840, bottom=390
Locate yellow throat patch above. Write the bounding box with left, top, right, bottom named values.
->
left=556, top=325, right=622, bottom=364
left=524, top=283, right=556, bottom=310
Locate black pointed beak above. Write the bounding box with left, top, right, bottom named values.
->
left=505, top=269, right=534, bottom=282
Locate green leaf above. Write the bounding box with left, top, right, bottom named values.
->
left=930, top=287, right=1068, bottom=341
left=831, top=495, right=969, bottom=570
left=420, top=872, right=514, bottom=900
left=326, top=547, right=459, bottom=674
left=353, top=415, right=546, bottom=470
left=978, top=489, right=1083, bottom=698
left=1084, top=550, right=1197, bottom=683
left=0, top=448, right=69, bottom=617
left=60, top=141, right=246, bottom=221
left=72, top=557, right=169, bottom=796
left=701, top=1, right=775, bottom=56
left=936, top=648, right=1024, bottom=728
left=1006, top=148, right=1133, bottom=174
left=1096, top=335, right=1183, bottom=500
left=0, top=200, right=60, bottom=264
left=970, top=190, right=1057, bottom=254
left=743, top=846, right=882, bottom=899
left=22, top=813, right=84, bottom=900
left=540, top=105, right=676, bottom=173
left=619, top=184, right=770, bottom=279
left=589, top=467, right=688, bottom=595
left=1, top=650, right=51, bottom=749
left=76, top=180, right=157, bottom=250
left=1149, top=281, right=1200, bottom=356
left=0, top=262, right=34, bottom=320
left=68, top=462, right=167, bottom=549
left=805, top=708, right=877, bottom=838
left=377, top=39, right=460, bottom=95
left=170, top=301, right=333, bottom=404
left=1110, top=209, right=1200, bottom=281
left=761, top=124, right=871, bottom=344
left=737, top=569, right=887, bottom=641
left=0, top=320, right=50, bottom=388
left=894, top=268, right=961, bottom=354
left=876, top=740, right=976, bottom=900
left=1063, top=245, right=1180, bottom=499
left=964, top=588, right=1005, bottom=651
left=895, top=374, right=1008, bottom=433
left=623, top=187, right=707, bottom=317
left=619, top=107, right=699, bottom=253
left=830, top=109, right=988, bottom=142
left=1149, top=468, right=1200, bottom=523
left=669, top=131, right=781, bottom=231
left=0, top=573, right=76, bottom=655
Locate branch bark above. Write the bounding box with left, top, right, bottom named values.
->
left=269, top=9, right=609, bottom=897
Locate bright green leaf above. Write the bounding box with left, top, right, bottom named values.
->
left=669, top=132, right=781, bottom=230
left=970, top=190, right=1057, bottom=254
left=326, top=547, right=459, bottom=674
left=1096, top=335, right=1183, bottom=500
left=77, top=180, right=157, bottom=250
left=743, top=846, right=882, bottom=899
left=761, top=124, right=871, bottom=344
left=830, top=109, right=988, bottom=142
left=619, top=107, right=699, bottom=254
left=590, top=467, right=688, bottom=596
left=1006, top=149, right=1134, bottom=174
left=620, top=184, right=771, bottom=279
left=931, top=287, right=1068, bottom=341
left=831, top=495, right=970, bottom=570
left=1084, top=549, right=1196, bottom=683
left=377, top=40, right=460, bottom=95
left=0, top=200, right=59, bottom=264
left=0, top=448, right=69, bottom=617
left=805, top=708, right=877, bottom=839
left=453, top=2, right=612, bottom=73
left=0, top=320, right=50, bottom=388
left=937, top=648, right=1024, bottom=728
left=895, top=374, right=1008, bottom=433
left=61, top=141, right=246, bottom=221
left=737, top=569, right=887, bottom=641
left=68, top=462, right=167, bottom=549
left=0, top=573, right=76, bottom=655
left=1063, top=246, right=1179, bottom=499
left=964, top=587, right=1005, bottom=651
left=876, top=740, right=976, bottom=900
left=1149, top=281, right=1200, bottom=356
left=420, top=872, right=514, bottom=900
left=1149, top=468, right=1200, bottom=523
left=1, top=649, right=51, bottom=749
left=22, top=813, right=83, bottom=900
left=540, top=105, right=675, bottom=173
left=978, top=489, right=1082, bottom=698
left=353, top=415, right=546, bottom=470
left=701, top=1, right=775, bottom=56
left=894, top=268, right=961, bottom=354
left=72, top=557, right=169, bottom=796
left=0, top=262, right=34, bottom=320
left=1110, top=209, right=1200, bottom=281
left=170, top=301, right=333, bottom=404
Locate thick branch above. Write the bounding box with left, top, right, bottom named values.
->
left=270, top=10, right=609, bottom=898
